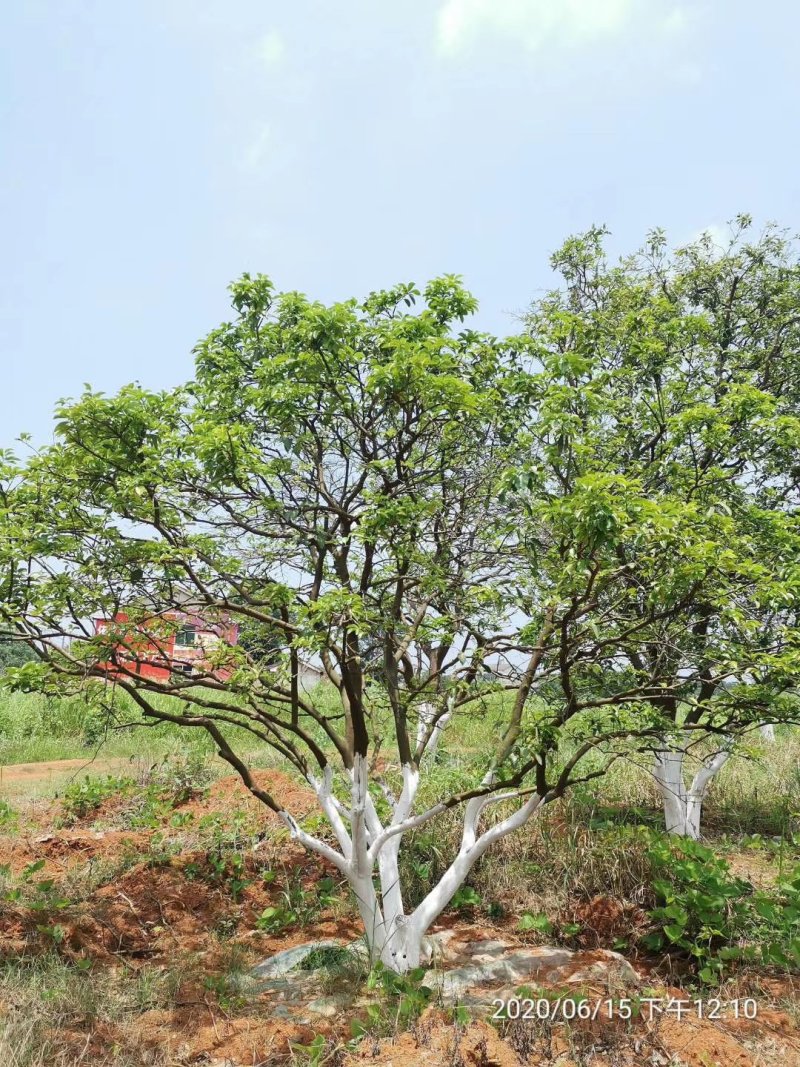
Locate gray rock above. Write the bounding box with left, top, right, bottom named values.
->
left=251, top=939, right=350, bottom=978
left=305, top=994, right=352, bottom=1018
left=422, top=937, right=640, bottom=1002
left=252, top=935, right=640, bottom=1019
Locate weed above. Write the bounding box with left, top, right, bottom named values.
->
left=1, top=858, right=71, bottom=913
left=289, top=1034, right=332, bottom=1066
left=0, top=798, right=19, bottom=830
left=59, top=844, right=149, bottom=902
left=518, top=912, right=553, bottom=934
left=0, top=953, right=179, bottom=1065
left=643, top=834, right=800, bottom=982
left=299, top=945, right=353, bottom=972
left=202, top=972, right=248, bottom=1013
left=257, top=902, right=298, bottom=933
left=186, top=847, right=252, bottom=901
left=202, top=945, right=254, bottom=1013
left=354, top=962, right=433, bottom=1036
left=450, top=885, right=480, bottom=912
left=60, top=774, right=135, bottom=822
left=145, top=751, right=214, bottom=805
left=212, top=911, right=240, bottom=941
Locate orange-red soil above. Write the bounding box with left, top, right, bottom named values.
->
left=1, top=764, right=799, bottom=1065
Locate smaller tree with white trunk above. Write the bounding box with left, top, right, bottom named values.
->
left=515, top=218, right=800, bottom=838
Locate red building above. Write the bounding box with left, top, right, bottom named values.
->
left=93, top=610, right=239, bottom=682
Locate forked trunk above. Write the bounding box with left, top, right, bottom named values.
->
left=280, top=755, right=543, bottom=972
left=652, top=741, right=729, bottom=839
left=416, top=699, right=452, bottom=760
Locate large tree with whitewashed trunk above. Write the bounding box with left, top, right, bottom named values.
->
left=0, top=275, right=626, bottom=973
left=513, top=218, right=800, bottom=838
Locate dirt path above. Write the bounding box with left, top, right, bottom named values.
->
left=0, top=757, right=129, bottom=797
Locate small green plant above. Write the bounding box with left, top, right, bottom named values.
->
left=289, top=1034, right=329, bottom=1066
left=353, top=961, right=433, bottom=1034
left=450, top=885, right=481, bottom=911
left=190, top=848, right=252, bottom=902
left=126, top=787, right=173, bottom=828
left=0, top=799, right=18, bottom=830
left=255, top=866, right=333, bottom=933
left=212, top=912, right=240, bottom=941
left=561, top=921, right=582, bottom=938
left=448, top=1003, right=471, bottom=1027
left=1, top=859, right=71, bottom=913
left=485, top=899, right=506, bottom=920
left=316, top=875, right=339, bottom=908
left=35, top=922, right=66, bottom=945
left=203, top=973, right=247, bottom=1013
left=518, top=912, right=553, bottom=934
left=60, top=774, right=134, bottom=822
left=257, top=904, right=298, bottom=933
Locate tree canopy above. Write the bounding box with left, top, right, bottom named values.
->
left=507, top=218, right=800, bottom=832
left=2, top=219, right=799, bottom=967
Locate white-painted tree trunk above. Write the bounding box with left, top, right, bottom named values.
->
left=652, top=740, right=730, bottom=839
left=759, top=723, right=776, bottom=743
left=416, top=698, right=452, bottom=759
left=278, top=755, right=542, bottom=972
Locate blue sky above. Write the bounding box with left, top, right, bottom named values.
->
left=1, top=0, right=798, bottom=447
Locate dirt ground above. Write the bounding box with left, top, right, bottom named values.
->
left=1, top=759, right=799, bottom=1066
left=0, top=756, right=130, bottom=796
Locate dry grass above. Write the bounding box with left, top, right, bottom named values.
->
left=0, top=955, right=181, bottom=1066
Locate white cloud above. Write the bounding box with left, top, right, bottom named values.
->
left=436, top=0, right=686, bottom=55
left=256, top=29, right=285, bottom=67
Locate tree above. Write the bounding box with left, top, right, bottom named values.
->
left=2, top=226, right=799, bottom=975
left=510, top=218, right=800, bottom=837
left=0, top=276, right=592, bottom=972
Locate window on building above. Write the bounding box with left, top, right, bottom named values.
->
left=175, top=624, right=198, bottom=648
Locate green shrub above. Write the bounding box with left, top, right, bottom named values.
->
left=60, top=774, right=135, bottom=821
left=643, top=835, right=800, bottom=982
left=354, top=962, right=432, bottom=1034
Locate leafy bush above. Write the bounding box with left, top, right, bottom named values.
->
left=643, top=835, right=800, bottom=982
left=355, top=962, right=433, bottom=1034
left=61, top=774, right=135, bottom=821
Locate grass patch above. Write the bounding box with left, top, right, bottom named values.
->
left=0, top=954, right=182, bottom=1066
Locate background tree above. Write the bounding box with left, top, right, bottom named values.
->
left=0, top=636, right=34, bottom=673
left=510, top=218, right=800, bottom=837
